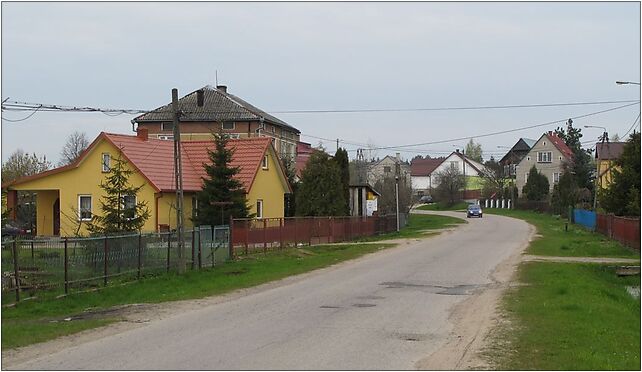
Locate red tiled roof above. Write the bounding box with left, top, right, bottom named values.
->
left=410, top=158, right=445, bottom=176
left=295, top=141, right=315, bottom=177
left=545, top=133, right=574, bottom=159
left=104, top=133, right=272, bottom=192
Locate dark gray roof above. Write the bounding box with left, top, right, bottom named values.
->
left=133, top=85, right=299, bottom=133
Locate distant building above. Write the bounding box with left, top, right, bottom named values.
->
left=595, top=141, right=626, bottom=189
left=366, top=154, right=411, bottom=186
left=410, top=157, right=446, bottom=197
left=348, top=183, right=380, bottom=217
left=498, top=138, right=537, bottom=177
left=515, top=131, right=574, bottom=194
left=132, top=85, right=301, bottom=161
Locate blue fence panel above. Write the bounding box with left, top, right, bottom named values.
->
left=574, top=209, right=597, bottom=230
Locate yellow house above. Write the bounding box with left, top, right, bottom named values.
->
left=4, top=129, right=291, bottom=236
left=595, top=142, right=626, bottom=189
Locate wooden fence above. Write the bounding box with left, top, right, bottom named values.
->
left=596, top=214, right=640, bottom=251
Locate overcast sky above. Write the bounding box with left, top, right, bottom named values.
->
left=2, top=2, right=640, bottom=165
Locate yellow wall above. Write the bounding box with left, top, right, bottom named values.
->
left=598, top=160, right=620, bottom=189
left=246, top=147, right=287, bottom=219
left=10, top=140, right=158, bottom=236
left=10, top=138, right=289, bottom=236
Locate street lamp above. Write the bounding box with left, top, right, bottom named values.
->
left=584, top=125, right=608, bottom=142
left=615, top=81, right=641, bottom=85
left=584, top=126, right=610, bottom=210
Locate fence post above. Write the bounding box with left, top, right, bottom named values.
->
left=64, top=237, right=69, bottom=295
left=167, top=232, right=171, bottom=272
left=103, top=236, right=108, bottom=286
left=137, top=233, right=142, bottom=280
left=329, top=217, right=333, bottom=243
left=229, top=216, right=234, bottom=259
left=12, top=240, right=20, bottom=302
left=198, top=228, right=202, bottom=269
left=30, top=240, right=34, bottom=264
left=263, top=218, right=267, bottom=253
left=309, top=218, right=313, bottom=246
left=191, top=229, right=195, bottom=270
left=279, top=218, right=283, bottom=249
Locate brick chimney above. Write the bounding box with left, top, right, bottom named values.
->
left=217, top=85, right=227, bottom=93
left=137, top=127, right=149, bottom=141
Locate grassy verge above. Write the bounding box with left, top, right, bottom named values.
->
left=487, top=262, right=640, bottom=370
left=355, top=213, right=465, bottom=242
left=416, top=201, right=469, bottom=211
left=2, top=242, right=393, bottom=349
left=486, top=209, right=640, bottom=258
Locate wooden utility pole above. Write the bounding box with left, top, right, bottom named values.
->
left=172, top=88, right=186, bottom=273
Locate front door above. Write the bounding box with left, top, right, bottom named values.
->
left=53, top=198, right=60, bottom=235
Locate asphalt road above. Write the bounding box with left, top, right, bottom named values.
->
left=9, top=211, right=531, bottom=370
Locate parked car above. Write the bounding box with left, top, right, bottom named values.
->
left=419, top=195, right=433, bottom=204
left=467, top=204, right=483, bottom=218
left=1, top=224, right=26, bottom=238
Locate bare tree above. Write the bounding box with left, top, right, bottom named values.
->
left=59, top=131, right=90, bottom=166
left=464, top=138, right=483, bottom=163
left=1, top=149, right=51, bottom=183
left=434, top=166, right=466, bottom=206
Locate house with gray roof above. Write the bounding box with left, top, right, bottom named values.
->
left=498, top=137, right=537, bottom=177
left=133, top=85, right=301, bottom=160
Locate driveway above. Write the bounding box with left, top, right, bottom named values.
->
left=5, top=211, right=533, bottom=370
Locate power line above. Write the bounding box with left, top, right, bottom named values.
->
left=1, top=105, right=43, bottom=122
left=270, top=99, right=641, bottom=114
left=623, top=112, right=641, bottom=137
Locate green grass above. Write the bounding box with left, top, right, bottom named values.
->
left=2, top=242, right=393, bottom=349
left=416, top=201, right=470, bottom=211
left=487, top=209, right=640, bottom=258
left=487, top=262, right=640, bottom=370
left=355, top=213, right=465, bottom=242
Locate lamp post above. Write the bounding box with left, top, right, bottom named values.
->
left=615, top=81, right=641, bottom=85
left=395, top=175, right=400, bottom=232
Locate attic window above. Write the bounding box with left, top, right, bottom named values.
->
left=102, top=153, right=111, bottom=172
left=543, top=141, right=546, bottom=146
left=262, top=155, right=269, bottom=170
left=222, top=122, right=235, bottom=130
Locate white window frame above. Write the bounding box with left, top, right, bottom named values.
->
left=192, top=196, right=199, bottom=218
left=525, top=173, right=529, bottom=183
left=543, top=141, right=547, bottom=147
left=226, top=133, right=240, bottom=139
left=553, top=172, right=560, bottom=184
left=157, top=135, right=174, bottom=140
left=102, top=153, right=111, bottom=173
left=78, top=195, right=92, bottom=221
left=262, top=155, right=269, bottom=170
left=160, top=122, right=173, bottom=131
left=256, top=199, right=263, bottom=219
left=222, top=122, right=235, bottom=130
left=537, top=151, right=552, bottom=163
left=122, top=195, right=136, bottom=220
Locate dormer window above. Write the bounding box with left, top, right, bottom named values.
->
left=102, top=153, right=111, bottom=172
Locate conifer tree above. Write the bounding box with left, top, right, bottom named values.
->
left=333, top=147, right=350, bottom=215
left=522, top=165, right=550, bottom=201
left=599, top=132, right=641, bottom=216
left=296, top=150, right=345, bottom=216
left=87, top=154, right=150, bottom=234
left=194, top=133, right=251, bottom=226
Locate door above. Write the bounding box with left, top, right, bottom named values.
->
left=53, top=198, right=60, bottom=235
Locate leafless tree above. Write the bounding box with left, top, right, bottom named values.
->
left=59, top=131, right=90, bottom=166
left=434, top=166, right=466, bottom=205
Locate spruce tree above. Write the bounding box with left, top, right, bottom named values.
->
left=333, top=147, right=350, bottom=215
left=522, top=165, right=550, bottom=201
left=296, top=150, right=345, bottom=216
left=194, top=133, right=250, bottom=226
left=87, top=154, right=150, bottom=235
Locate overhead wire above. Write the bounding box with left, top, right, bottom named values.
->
left=622, top=112, right=641, bottom=137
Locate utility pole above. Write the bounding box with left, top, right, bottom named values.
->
left=593, top=130, right=608, bottom=211
left=336, top=138, right=339, bottom=152
left=395, top=161, right=400, bottom=232
left=172, top=88, right=186, bottom=273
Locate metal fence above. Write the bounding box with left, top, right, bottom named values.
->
left=231, top=214, right=405, bottom=255
left=596, top=213, right=641, bottom=251
left=1, top=225, right=229, bottom=303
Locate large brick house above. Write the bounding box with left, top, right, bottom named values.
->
left=132, top=85, right=301, bottom=161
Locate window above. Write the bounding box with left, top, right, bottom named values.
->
left=559, top=156, right=563, bottom=161
left=537, top=152, right=552, bottom=163
left=157, top=135, right=174, bottom=140
left=553, top=172, right=560, bottom=184
left=102, top=153, right=111, bottom=172
left=256, top=199, right=263, bottom=219
left=270, top=125, right=275, bottom=133
left=222, top=122, right=235, bottom=130
left=225, top=134, right=240, bottom=139
left=262, top=155, right=269, bottom=169
left=527, top=156, right=531, bottom=161
left=543, top=141, right=547, bottom=147
left=384, top=166, right=391, bottom=173
left=79, top=195, right=92, bottom=221
left=160, top=122, right=174, bottom=131
left=192, top=196, right=199, bottom=219
left=450, top=161, right=458, bottom=170
left=123, top=195, right=136, bottom=220
left=525, top=173, right=528, bottom=183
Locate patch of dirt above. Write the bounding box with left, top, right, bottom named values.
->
left=415, top=223, right=536, bottom=370
left=522, top=255, right=640, bottom=264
